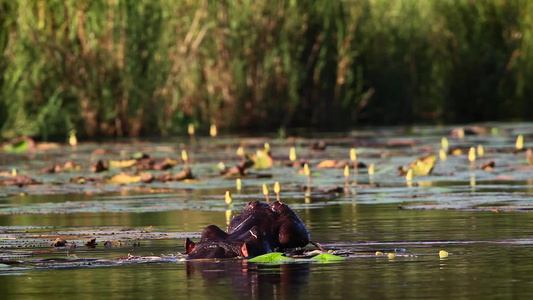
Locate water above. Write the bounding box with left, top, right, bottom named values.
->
left=1, top=123, right=533, bottom=299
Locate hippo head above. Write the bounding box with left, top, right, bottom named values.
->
left=185, top=238, right=250, bottom=259
left=185, top=200, right=310, bottom=259
left=269, top=201, right=310, bottom=249
left=185, top=225, right=268, bottom=259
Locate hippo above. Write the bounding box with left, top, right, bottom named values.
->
left=185, top=200, right=310, bottom=259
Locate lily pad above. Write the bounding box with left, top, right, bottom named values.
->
left=311, top=253, right=346, bottom=262
left=3, top=139, right=32, bottom=153
left=248, top=252, right=294, bottom=262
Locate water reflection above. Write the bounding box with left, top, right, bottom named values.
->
left=185, top=260, right=310, bottom=299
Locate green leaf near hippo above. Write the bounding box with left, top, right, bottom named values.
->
left=248, top=252, right=294, bottom=262
left=311, top=253, right=346, bottom=262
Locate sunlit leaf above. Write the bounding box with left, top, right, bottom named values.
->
left=317, top=160, right=338, bottom=168
left=251, top=150, right=273, bottom=169
left=405, top=169, right=413, bottom=181
left=439, top=250, right=449, bottom=258
left=311, top=253, right=346, bottom=262
left=108, top=159, right=137, bottom=168
left=109, top=173, right=141, bottom=184
left=409, top=154, right=436, bottom=176
left=248, top=252, right=294, bottom=262
left=131, top=152, right=145, bottom=159
left=3, top=140, right=31, bottom=153
left=450, top=148, right=463, bottom=155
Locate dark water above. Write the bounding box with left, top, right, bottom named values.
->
left=1, top=123, right=533, bottom=299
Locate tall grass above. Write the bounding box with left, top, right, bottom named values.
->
left=0, top=0, right=532, bottom=139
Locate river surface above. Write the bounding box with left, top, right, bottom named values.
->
left=1, top=123, right=532, bottom=299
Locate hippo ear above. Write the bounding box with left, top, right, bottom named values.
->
left=185, top=238, right=196, bottom=254
left=240, top=243, right=250, bottom=258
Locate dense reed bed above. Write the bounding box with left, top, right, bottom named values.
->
left=0, top=0, right=531, bottom=139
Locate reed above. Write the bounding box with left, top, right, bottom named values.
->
left=0, top=0, right=531, bottom=140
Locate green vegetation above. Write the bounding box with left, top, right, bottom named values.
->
left=0, top=0, right=532, bottom=140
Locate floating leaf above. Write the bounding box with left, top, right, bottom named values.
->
left=109, top=159, right=137, bottom=168
left=109, top=173, right=153, bottom=184
left=251, top=150, right=273, bottom=169
left=248, top=252, right=294, bottom=262
left=405, top=169, right=413, bottom=181
left=311, top=253, right=345, bottom=262
left=317, top=160, right=338, bottom=168
left=3, top=140, right=31, bottom=153
left=410, top=154, right=436, bottom=176
left=131, top=152, right=146, bottom=159
left=388, top=253, right=395, bottom=259
left=450, top=148, right=463, bottom=155
left=375, top=251, right=384, bottom=256
left=439, top=250, right=449, bottom=258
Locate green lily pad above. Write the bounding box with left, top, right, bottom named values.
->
left=311, top=253, right=346, bottom=262
left=3, top=140, right=31, bottom=153
left=248, top=252, right=294, bottom=262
